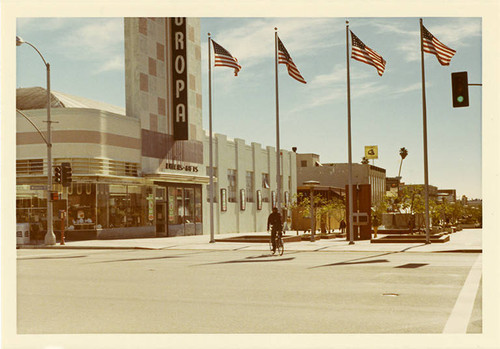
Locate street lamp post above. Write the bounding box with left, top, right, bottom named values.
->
left=16, top=36, right=56, bottom=245
left=304, top=180, right=319, bottom=242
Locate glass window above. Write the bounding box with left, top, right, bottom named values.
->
left=301, top=160, right=307, bottom=167
left=68, top=182, right=97, bottom=228
left=262, top=173, right=270, bottom=189
left=227, top=169, right=237, bottom=202
left=195, top=187, right=203, bottom=235
left=261, top=173, right=270, bottom=202
left=184, top=188, right=195, bottom=235
left=246, top=171, right=254, bottom=202
left=175, top=187, right=184, bottom=224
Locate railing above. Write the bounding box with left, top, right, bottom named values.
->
left=16, top=158, right=140, bottom=177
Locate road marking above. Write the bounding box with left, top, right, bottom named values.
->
left=443, top=254, right=482, bottom=333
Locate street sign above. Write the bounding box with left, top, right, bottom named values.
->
left=353, top=212, right=369, bottom=226
left=364, top=146, right=378, bottom=159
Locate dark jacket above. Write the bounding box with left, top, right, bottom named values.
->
left=267, top=212, right=282, bottom=231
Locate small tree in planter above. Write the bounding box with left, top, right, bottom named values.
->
left=371, top=199, right=387, bottom=238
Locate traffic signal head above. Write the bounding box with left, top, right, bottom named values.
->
left=54, top=166, right=62, bottom=183
left=61, top=162, right=72, bottom=187
left=451, top=71, right=469, bottom=108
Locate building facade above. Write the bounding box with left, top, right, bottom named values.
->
left=203, top=134, right=296, bottom=234
left=15, top=17, right=296, bottom=241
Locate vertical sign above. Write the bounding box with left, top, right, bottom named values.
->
left=220, top=188, right=227, bottom=212
left=240, top=189, right=246, bottom=211
left=170, top=17, right=189, bottom=140
left=257, top=190, right=262, bottom=210
left=147, top=194, right=154, bottom=221
left=271, top=191, right=276, bottom=208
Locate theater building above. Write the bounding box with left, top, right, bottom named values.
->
left=15, top=17, right=296, bottom=241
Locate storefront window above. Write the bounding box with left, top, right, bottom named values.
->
left=195, top=187, right=202, bottom=235
left=97, top=183, right=109, bottom=228
left=68, top=182, right=97, bottom=228
left=184, top=188, right=195, bottom=235
left=16, top=189, right=48, bottom=241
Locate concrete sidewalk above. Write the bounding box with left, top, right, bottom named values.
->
left=18, top=228, right=482, bottom=253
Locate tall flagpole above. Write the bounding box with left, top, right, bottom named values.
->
left=274, top=28, right=282, bottom=212
left=208, top=33, right=215, bottom=243
left=419, top=19, right=431, bottom=244
left=346, top=20, right=354, bottom=245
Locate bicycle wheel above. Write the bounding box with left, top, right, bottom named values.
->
left=277, top=238, right=284, bottom=256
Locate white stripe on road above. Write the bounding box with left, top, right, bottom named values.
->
left=443, top=254, right=482, bottom=333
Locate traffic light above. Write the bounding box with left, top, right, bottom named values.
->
left=54, top=166, right=62, bottom=184
left=451, top=71, right=469, bottom=108
left=61, top=162, right=72, bottom=187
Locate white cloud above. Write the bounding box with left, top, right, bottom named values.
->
left=425, top=19, right=481, bottom=48
left=59, top=18, right=124, bottom=62
left=94, top=56, right=124, bottom=74
left=16, top=18, right=73, bottom=32
left=203, top=18, right=343, bottom=69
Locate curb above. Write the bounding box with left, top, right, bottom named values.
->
left=17, top=245, right=160, bottom=250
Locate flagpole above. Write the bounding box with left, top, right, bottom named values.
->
left=208, top=33, right=215, bottom=243
left=419, top=19, right=431, bottom=244
left=346, top=20, right=354, bottom=245
left=274, top=28, right=282, bottom=213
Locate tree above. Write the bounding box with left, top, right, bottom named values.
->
left=397, top=147, right=408, bottom=195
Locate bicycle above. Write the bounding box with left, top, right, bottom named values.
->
left=268, top=230, right=284, bottom=256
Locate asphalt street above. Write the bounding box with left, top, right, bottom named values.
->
left=17, top=248, right=482, bottom=334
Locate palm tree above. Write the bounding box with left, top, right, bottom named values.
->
left=397, top=147, right=408, bottom=195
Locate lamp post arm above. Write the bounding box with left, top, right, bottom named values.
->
left=16, top=109, right=49, bottom=145
left=24, top=41, right=48, bottom=66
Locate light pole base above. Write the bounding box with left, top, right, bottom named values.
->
left=44, top=231, right=56, bottom=245
left=348, top=241, right=355, bottom=245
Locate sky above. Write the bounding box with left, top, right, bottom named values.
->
left=15, top=17, right=482, bottom=199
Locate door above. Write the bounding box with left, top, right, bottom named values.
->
left=156, top=202, right=167, bottom=237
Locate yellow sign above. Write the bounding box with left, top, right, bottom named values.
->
left=365, top=145, right=378, bottom=159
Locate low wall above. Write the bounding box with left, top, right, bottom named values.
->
left=382, top=213, right=426, bottom=229
left=97, top=226, right=156, bottom=240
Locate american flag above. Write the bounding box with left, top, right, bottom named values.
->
left=421, top=25, right=456, bottom=66
left=277, top=37, right=306, bottom=84
left=350, top=31, right=386, bottom=77
left=212, top=40, right=241, bottom=76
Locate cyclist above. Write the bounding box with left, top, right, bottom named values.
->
left=267, top=207, right=282, bottom=254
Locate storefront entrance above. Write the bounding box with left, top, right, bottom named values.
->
left=155, top=183, right=202, bottom=236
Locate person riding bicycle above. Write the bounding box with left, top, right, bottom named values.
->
left=267, top=207, right=282, bottom=254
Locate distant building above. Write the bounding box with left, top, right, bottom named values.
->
left=296, top=153, right=386, bottom=204
left=386, top=176, right=402, bottom=196
left=437, top=189, right=457, bottom=203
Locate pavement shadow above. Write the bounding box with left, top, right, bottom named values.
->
left=309, top=244, right=427, bottom=269
left=18, top=255, right=89, bottom=260
left=192, top=255, right=296, bottom=266
left=94, top=255, right=184, bottom=263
